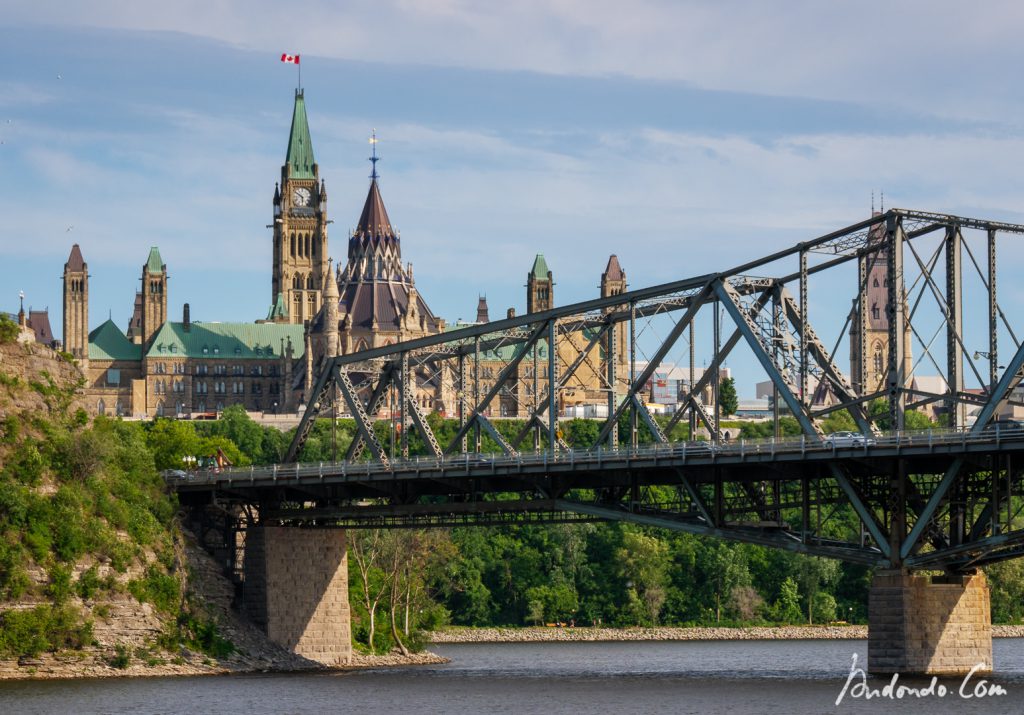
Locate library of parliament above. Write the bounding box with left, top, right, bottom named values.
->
left=50, top=90, right=628, bottom=419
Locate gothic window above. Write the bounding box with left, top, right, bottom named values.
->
left=307, top=275, right=315, bottom=289
left=156, top=402, right=165, bottom=417
left=871, top=303, right=880, bottom=320
left=312, top=236, right=317, bottom=257
left=97, top=399, right=106, bottom=416
left=115, top=401, right=123, bottom=417
left=883, top=278, right=889, bottom=287
left=308, top=294, right=315, bottom=315
left=290, top=233, right=296, bottom=257
left=873, top=278, right=879, bottom=287
left=873, top=343, right=884, bottom=374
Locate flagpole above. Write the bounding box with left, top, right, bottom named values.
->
left=298, top=58, right=301, bottom=91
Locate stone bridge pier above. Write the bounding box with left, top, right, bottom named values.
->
left=868, top=570, right=991, bottom=675
left=241, top=526, right=352, bottom=665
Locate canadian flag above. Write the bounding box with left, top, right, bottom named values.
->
left=281, top=53, right=300, bottom=64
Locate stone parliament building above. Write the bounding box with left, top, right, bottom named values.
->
left=55, top=90, right=627, bottom=420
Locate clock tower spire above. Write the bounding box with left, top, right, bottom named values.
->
left=271, top=89, right=329, bottom=324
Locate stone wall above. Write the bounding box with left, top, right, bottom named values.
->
left=242, top=526, right=351, bottom=665
left=868, top=569, right=991, bottom=675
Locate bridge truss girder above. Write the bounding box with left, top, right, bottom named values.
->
left=263, top=208, right=1024, bottom=571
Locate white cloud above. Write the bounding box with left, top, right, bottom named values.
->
left=9, top=1, right=1024, bottom=118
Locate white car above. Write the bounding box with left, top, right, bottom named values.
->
left=823, top=431, right=875, bottom=449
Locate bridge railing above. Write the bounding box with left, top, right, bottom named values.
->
left=165, top=422, right=1024, bottom=487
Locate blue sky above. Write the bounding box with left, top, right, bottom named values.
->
left=3, top=2, right=1024, bottom=397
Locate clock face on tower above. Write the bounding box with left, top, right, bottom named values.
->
left=293, top=187, right=311, bottom=207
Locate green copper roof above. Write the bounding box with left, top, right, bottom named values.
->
left=530, top=254, right=550, bottom=278
left=145, top=246, right=164, bottom=274
left=285, top=90, right=315, bottom=179
left=145, top=322, right=305, bottom=359
left=266, top=292, right=288, bottom=321
left=89, top=319, right=143, bottom=361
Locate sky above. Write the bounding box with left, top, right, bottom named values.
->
left=3, top=1, right=1024, bottom=398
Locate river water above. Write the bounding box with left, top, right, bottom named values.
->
left=2, top=639, right=1023, bottom=714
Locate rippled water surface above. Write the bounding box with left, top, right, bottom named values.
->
left=1, top=639, right=1023, bottom=714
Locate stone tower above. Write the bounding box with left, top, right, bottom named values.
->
left=271, top=89, right=329, bottom=325
left=334, top=151, right=441, bottom=352
left=140, top=247, right=167, bottom=348
left=62, top=244, right=89, bottom=360
left=601, top=254, right=629, bottom=377
left=527, top=254, right=553, bottom=314
left=850, top=216, right=913, bottom=396
left=476, top=296, right=489, bottom=323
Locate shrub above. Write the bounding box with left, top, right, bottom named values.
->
left=0, top=314, right=18, bottom=344
left=109, top=644, right=131, bottom=669
left=77, top=565, right=103, bottom=600
left=0, top=605, right=92, bottom=658
left=128, top=566, right=181, bottom=615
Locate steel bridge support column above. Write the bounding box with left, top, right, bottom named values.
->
left=868, top=570, right=991, bottom=676
left=242, top=526, right=352, bottom=666
left=987, top=229, right=998, bottom=391
left=946, top=228, right=964, bottom=429
left=886, top=214, right=907, bottom=430
left=607, top=316, right=618, bottom=449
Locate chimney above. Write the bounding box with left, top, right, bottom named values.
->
left=507, top=307, right=516, bottom=319
left=183, top=303, right=191, bottom=332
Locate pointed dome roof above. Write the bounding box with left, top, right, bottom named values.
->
left=603, top=254, right=624, bottom=281
left=356, top=179, right=394, bottom=237
left=530, top=254, right=551, bottom=278
left=286, top=90, right=315, bottom=179
left=145, top=246, right=164, bottom=274
left=65, top=244, right=86, bottom=271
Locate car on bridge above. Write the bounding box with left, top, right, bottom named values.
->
left=823, top=431, right=876, bottom=449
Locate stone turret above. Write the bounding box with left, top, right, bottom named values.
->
left=323, top=258, right=339, bottom=359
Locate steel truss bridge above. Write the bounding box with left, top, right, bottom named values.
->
left=174, top=209, right=1024, bottom=573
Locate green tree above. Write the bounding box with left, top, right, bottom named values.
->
left=0, top=314, right=18, bottom=343
left=773, top=577, right=802, bottom=623
left=144, top=419, right=201, bottom=471
left=700, top=541, right=750, bottom=622
left=718, top=377, right=739, bottom=417
left=821, top=409, right=857, bottom=434
left=615, top=529, right=670, bottom=625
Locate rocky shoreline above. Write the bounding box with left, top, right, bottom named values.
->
left=430, top=624, right=1024, bottom=643
left=0, top=650, right=449, bottom=681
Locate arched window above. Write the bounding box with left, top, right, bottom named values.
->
left=97, top=398, right=106, bottom=416
left=873, top=343, right=884, bottom=374
left=290, top=233, right=296, bottom=257
left=305, top=234, right=311, bottom=256
left=156, top=402, right=165, bottom=417
left=871, top=303, right=879, bottom=320
left=308, top=294, right=315, bottom=316
left=307, top=274, right=315, bottom=289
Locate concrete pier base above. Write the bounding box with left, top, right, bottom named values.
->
left=868, top=569, right=991, bottom=675
left=242, top=526, right=352, bottom=665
